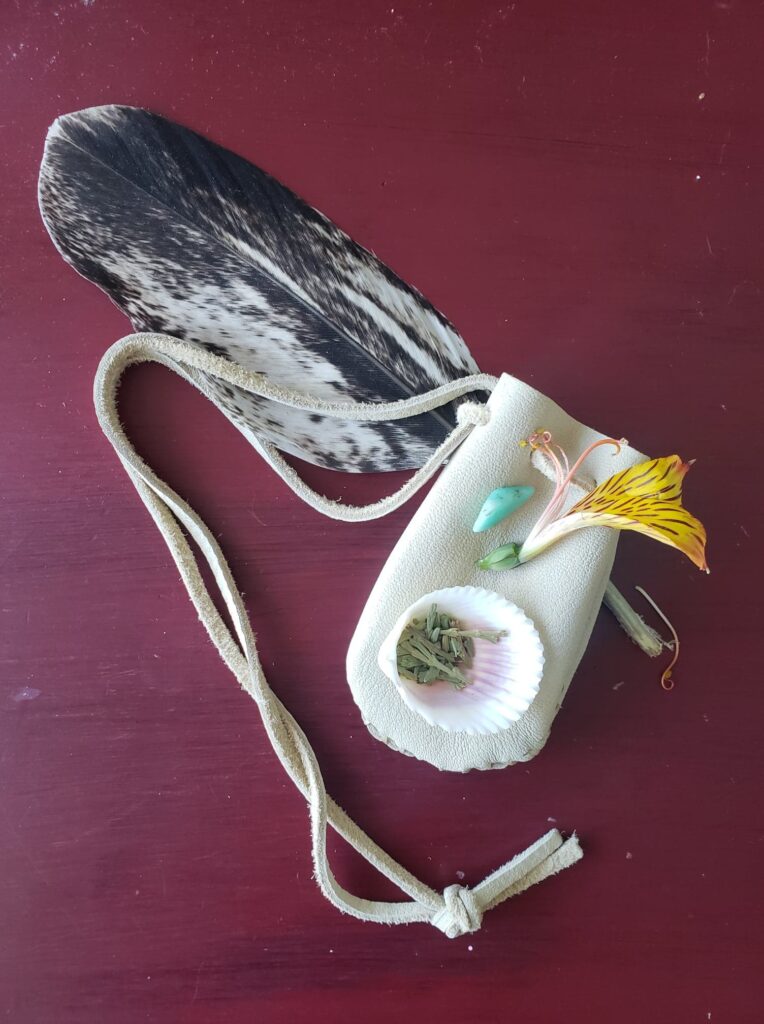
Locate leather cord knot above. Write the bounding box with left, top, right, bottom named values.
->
left=426, top=831, right=583, bottom=938
left=431, top=884, right=484, bottom=938
left=456, top=401, right=491, bottom=427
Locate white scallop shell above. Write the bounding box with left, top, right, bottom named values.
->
left=377, top=586, right=544, bottom=735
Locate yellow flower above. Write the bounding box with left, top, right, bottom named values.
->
left=477, top=431, right=708, bottom=572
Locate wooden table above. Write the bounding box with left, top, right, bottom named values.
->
left=2, top=2, right=761, bottom=1021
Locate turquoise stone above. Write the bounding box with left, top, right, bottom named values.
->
left=472, top=485, right=534, bottom=533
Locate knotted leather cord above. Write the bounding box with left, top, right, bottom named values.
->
left=93, top=332, right=583, bottom=938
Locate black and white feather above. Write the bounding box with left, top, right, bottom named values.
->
left=39, top=105, right=482, bottom=471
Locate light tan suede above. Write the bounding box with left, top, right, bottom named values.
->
left=347, top=373, right=646, bottom=772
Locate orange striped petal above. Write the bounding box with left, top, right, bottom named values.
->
left=566, top=456, right=708, bottom=571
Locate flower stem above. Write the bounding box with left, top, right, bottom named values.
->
left=603, top=582, right=665, bottom=657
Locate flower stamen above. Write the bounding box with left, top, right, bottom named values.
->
left=521, top=431, right=625, bottom=548
left=635, top=586, right=680, bottom=691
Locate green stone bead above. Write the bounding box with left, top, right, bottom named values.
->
left=472, top=485, right=534, bottom=533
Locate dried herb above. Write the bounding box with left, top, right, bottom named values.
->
left=396, top=604, right=507, bottom=690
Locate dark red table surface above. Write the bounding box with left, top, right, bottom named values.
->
left=2, top=2, right=762, bottom=1022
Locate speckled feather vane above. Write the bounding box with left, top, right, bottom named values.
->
left=38, top=104, right=483, bottom=471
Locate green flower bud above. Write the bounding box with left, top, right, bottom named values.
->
left=476, top=542, right=521, bottom=571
